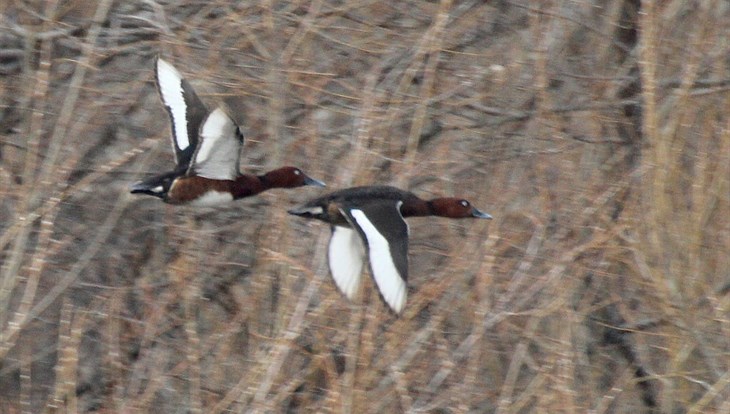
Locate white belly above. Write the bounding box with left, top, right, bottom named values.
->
left=188, top=191, right=234, bottom=206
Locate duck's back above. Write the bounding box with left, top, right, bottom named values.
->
left=317, top=186, right=417, bottom=205
left=289, top=186, right=419, bottom=225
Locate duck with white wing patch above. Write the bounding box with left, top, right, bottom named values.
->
left=130, top=57, right=325, bottom=206
left=288, top=186, right=492, bottom=314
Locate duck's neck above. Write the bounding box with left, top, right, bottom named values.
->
left=400, top=198, right=435, bottom=217
left=231, top=175, right=267, bottom=199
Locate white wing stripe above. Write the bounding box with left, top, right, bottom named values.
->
left=195, top=108, right=229, bottom=165
left=156, top=59, right=190, bottom=151
left=328, top=227, right=365, bottom=300
left=350, top=209, right=407, bottom=313
left=193, top=108, right=240, bottom=180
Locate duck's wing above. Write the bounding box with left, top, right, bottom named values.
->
left=188, top=107, right=243, bottom=180
left=155, top=57, right=208, bottom=169
left=327, top=225, right=366, bottom=302
left=339, top=200, right=408, bottom=314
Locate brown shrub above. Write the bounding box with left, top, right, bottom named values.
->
left=1, top=1, right=728, bottom=412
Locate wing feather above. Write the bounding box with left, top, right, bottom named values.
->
left=327, top=226, right=365, bottom=300
left=343, top=201, right=408, bottom=313
left=188, top=108, right=243, bottom=180
left=155, top=58, right=207, bottom=168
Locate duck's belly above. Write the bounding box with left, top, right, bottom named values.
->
left=188, top=190, right=234, bottom=206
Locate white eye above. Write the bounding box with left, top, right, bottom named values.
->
left=460, top=200, right=469, bottom=207
left=294, top=169, right=301, bottom=175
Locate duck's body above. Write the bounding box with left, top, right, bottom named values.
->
left=130, top=57, right=324, bottom=205
left=159, top=166, right=322, bottom=206
left=288, top=186, right=491, bottom=314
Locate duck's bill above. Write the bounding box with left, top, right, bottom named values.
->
left=471, top=208, right=493, bottom=219
left=303, top=175, right=326, bottom=187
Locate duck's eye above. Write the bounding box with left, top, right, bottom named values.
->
left=460, top=200, right=469, bottom=207
left=294, top=169, right=301, bottom=175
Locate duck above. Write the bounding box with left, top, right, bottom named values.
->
left=288, top=185, right=492, bottom=313
left=130, top=57, right=325, bottom=206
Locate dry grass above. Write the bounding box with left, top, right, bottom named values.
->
left=1, top=0, right=728, bottom=413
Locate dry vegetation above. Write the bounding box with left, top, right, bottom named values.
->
left=1, top=0, right=728, bottom=413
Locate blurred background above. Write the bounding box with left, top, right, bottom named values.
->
left=1, top=1, right=728, bottom=412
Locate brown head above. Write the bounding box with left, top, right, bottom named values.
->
left=427, top=198, right=493, bottom=219
left=260, top=166, right=326, bottom=189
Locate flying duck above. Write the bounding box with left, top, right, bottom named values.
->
left=130, top=57, right=324, bottom=206
left=288, top=186, right=491, bottom=313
